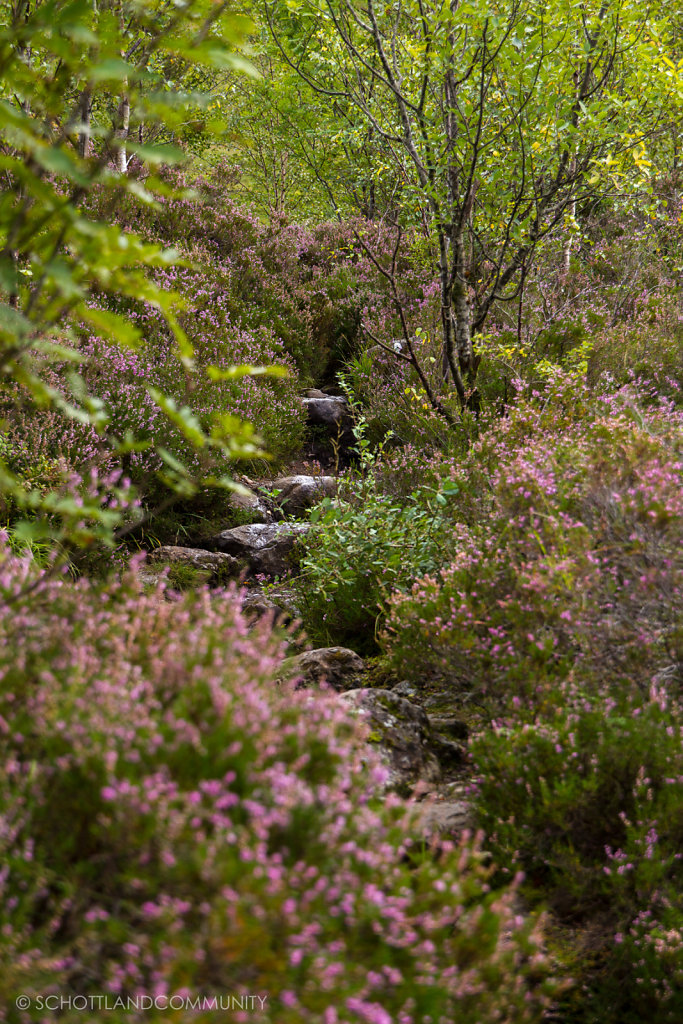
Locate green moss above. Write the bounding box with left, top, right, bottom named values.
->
left=165, top=563, right=211, bottom=591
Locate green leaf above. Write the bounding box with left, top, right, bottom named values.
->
left=90, top=58, right=137, bottom=82
left=0, top=302, right=32, bottom=337
left=148, top=387, right=206, bottom=448
left=32, top=147, right=89, bottom=185
left=125, top=142, right=187, bottom=166
left=74, top=304, right=141, bottom=348
left=206, top=363, right=289, bottom=381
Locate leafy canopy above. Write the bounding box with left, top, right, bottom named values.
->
left=0, top=0, right=285, bottom=550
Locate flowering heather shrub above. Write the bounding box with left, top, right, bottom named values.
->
left=0, top=537, right=553, bottom=1024
left=80, top=299, right=305, bottom=479
left=92, top=167, right=393, bottom=384
left=0, top=378, right=113, bottom=484
left=473, top=684, right=683, bottom=903
left=1, top=301, right=305, bottom=514
left=371, top=442, right=446, bottom=499
left=472, top=680, right=683, bottom=1022
left=383, top=373, right=683, bottom=698
left=474, top=205, right=683, bottom=413
left=383, top=370, right=683, bottom=1022
left=588, top=302, right=683, bottom=402
left=0, top=384, right=140, bottom=550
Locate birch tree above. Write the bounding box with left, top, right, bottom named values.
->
left=267, top=0, right=678, bottom=411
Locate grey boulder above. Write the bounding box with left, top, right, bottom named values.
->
left=416, top=799, right=473, bottom=838
left=202, top=522, right=310, bottom=577
left=280, top=646, right=366, bottom=691
left=302, top=394, right=351, bottom=431
left=149, top=545, right=240, bottom=578
left=241, top=592, right=293, bottom=628
left=340, top=688, right=441, bottom=794
left=272, top=474, right=337, bottom=516
left=227, top=486, right=272, bottom=524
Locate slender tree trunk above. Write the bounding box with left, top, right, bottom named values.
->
left=452, top=227, right=474, bottom=375
left=439, top=234, right=453, bottom=373
left=78, top=87, right=92, bottom=158
left=438, top=229, right=467, bottom=405
left=562, top=157, right=576, bottom=277
left=367, top=178, right=375, bottom=220
left=10, top=14, right=30, bottom=308
left=115, top=86, right=129, bottom=173
left=442, top=45, right=476, bottom=393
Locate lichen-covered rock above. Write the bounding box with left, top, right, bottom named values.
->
left=241, top=592, right=293, bottom=627
left=263, top=583, right=303, bottom=620
left=149, top=545, right=240, bottom=578
left=428, top=715, right=469, bottom=740
left=280, top=646, right=365, bottom=691
left=416, top=799, right=473, bottom=838
left=272, top=474, right=337, bottom=516
left=340, top=688, right=441, bottom=794
left=202, top=523, right=310, bottom=577
left=241, top=582, right=302, bottom=627
left=392, top=680, right=421, bottom=700
left=136, top=565, right=172, bottom=595
left=227, top=486, right=272, bottom=524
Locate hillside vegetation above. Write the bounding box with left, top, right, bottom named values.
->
left=1, top=0, right=682, bottom=1021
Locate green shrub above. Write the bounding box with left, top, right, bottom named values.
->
left=297, top=478, right=451, bottom=653
left=472, top=684, right=683, bottom=1024
left=163, top=562, right=211, bottom=590
left=382, top=371, right=683, bottom=1023
left=0, top=537, right=554, bottom=1023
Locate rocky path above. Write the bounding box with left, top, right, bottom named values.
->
left=140, top=386, right=475, bottom=840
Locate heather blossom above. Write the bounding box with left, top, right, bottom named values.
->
left=0, top=537, right=553, bottom=1023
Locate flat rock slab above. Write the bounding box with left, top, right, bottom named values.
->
left=202, top=522, right=310, bottom=577
left=241, top=592, right=293, bottom=627
left=272, top=474, right=337, bottom=516
left=149, top=545, right=240, bottom=578
left=136, top=566, right=173, bottom=594
left=302, top=395, right=352, bottom=430
left=341, top=688, right=441, bottom=795
left=422, top=691, right=469, bottom=717
left=392, top=680, right=421, bottom=700
left=416, top=800, right=473, bottom=838
left=280, top=646, right=366, bottom=691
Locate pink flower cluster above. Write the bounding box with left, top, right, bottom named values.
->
left=0, top=537, right=552, bottom=1023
